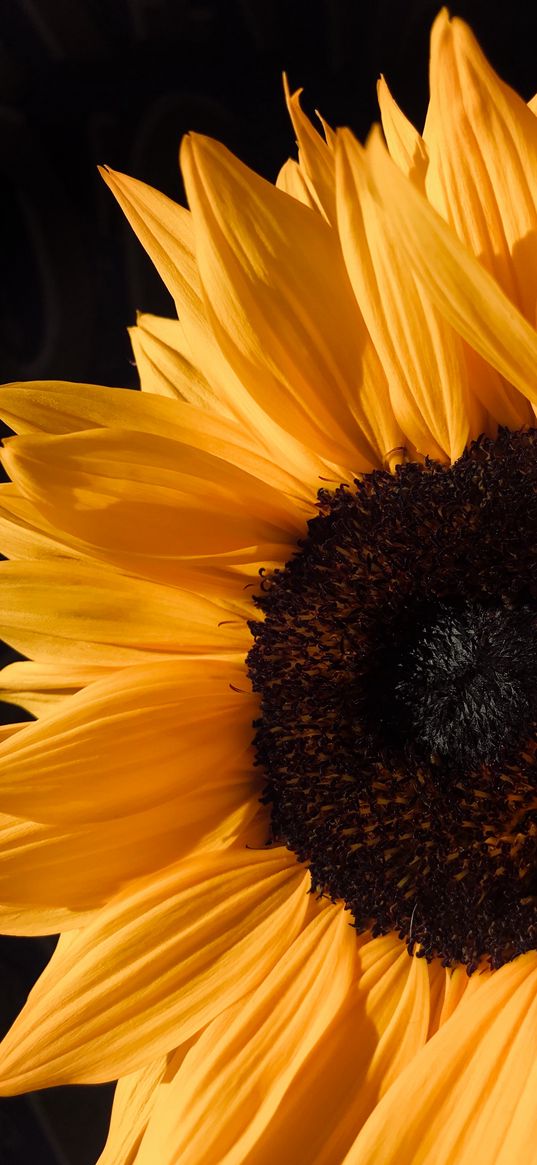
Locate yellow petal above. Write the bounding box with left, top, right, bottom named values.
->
left=0, top=775, right=259, bottom=934
left=0, top=658, right=113, bottom=717
left=284, top=78, right=336, bottom=223
left=377, top=76, right=429, bottom=186
left=129, top=312, right=233, bottom=415
left=97, top=1055, right=171, bottom=1165
left=0, top=379, right=331, bottom=512
left=136, top=902, right=357, bottom=1165
left=367, top=125, right=537, bottom=421
left=343, top=951, right=537, bottom=1165
left=275, top=159, right=318, bottom=210
left=426, top=11, right=537, bottom=325
left=0, top=722, right=29, bottom=742
left=101, top=167, right=357, bottom=482
left=0, top=657, right=255, bottom=822
left=237, top=934, right=431, bottom=1165
left=336, top=128, right=471, bottom=461
left=0, top=380, right=151, bottom=435
left=0, top=558, right=250, bottom=665
left=0, top=485, right=87, bottom=561
left=99, top=165, right=200, bottom=315
left=181, top=132, right=401, bottom=469
left=0, top=476, right=293, bottom=599
left=1, top=426, right=306, bottom=558
left=0, top=847, right=309, bottom=1091
left=100, top=167, right=308, bottom=467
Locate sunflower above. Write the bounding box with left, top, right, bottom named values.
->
left=1, top=9, right=537, bottom=1163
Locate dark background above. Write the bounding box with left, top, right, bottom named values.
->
left=1, top=1, right=537, bottom=1161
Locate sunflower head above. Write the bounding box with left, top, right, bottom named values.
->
left=1, top=11, right=537, bottom=1165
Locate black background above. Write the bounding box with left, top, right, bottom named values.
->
left=1, top=1, right=537, bottom=1161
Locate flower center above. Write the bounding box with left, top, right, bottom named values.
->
left=372, top=600, right=537, bottom=769
left=247, top=430, right=537, bottom=971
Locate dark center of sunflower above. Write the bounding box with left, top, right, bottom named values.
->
left=374, top=600, right=537, bottom=769
left=247, top=429, right=537, bottom=971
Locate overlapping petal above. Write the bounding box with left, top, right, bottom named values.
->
left=0, top=777, right=257, bottom=935
left=135, top=903, right=357, bottom=1165
left=181, top=132, right=403, bottom=469
left=97, top=1053, right=172, bottom=1165
left=129, top=312, right=233, bottom=414
left=426, top=11, right=537, bottom=326
left=343, top=952, right=537, bottom=1165
left=100, top=167, right=345, bottom=481
left=0, top=658, right=254, bottom=822
left=224, top=935, right=431, bottom=1165
left=336, top=127, right=473, bottom=461
left=1, top=427, right=306, bottom=572
left=0, top=558, right=250, bottom=665
left=0, top=847, right=309, bottom=1092
left=377, top=76, right=428, bottom=187
left=367, top=126, right=537, bottom=422
left=283, top=78, right=336, bottom=223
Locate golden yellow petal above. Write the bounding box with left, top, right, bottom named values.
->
left=0, top=903, right=95, bottom=935
left=275, top=158, right=318, bottom=210
left=0, top=558, right=250, bottom=666
left=0, top=723, right=29, bottom=742
left=336, top=128, right=471, bottom=461
left=181, top=131, right=400, bottom=469
left=284, top=77, right=336, bottom=223
left=426, top=11, right=537, bottom=324
left=0, top=485, right=87, bottom=562
left=367, top=125, right=537, bottom=423
left=0, top=778, right=259, bottom=933
left=1, top=427, right=306, bottom=558
left=97, top=1055, right=171, bottom=1165
left=99, top=165, right=199, bottom=314
left=129, top=312, right=233, bottom=415
left=101, top=167, right=321, bottom=470
left=0, top=847, right=309, bottom=1092
left=135, top=903, right=356, bottom=1165
left=0, top=380, right=146, bottom=435
left=0, top=658, right=113, bottom=717
left=377, top=76, right=429, bottom=186
left=0, top=379, right=332, bottom=512
left=237, top=934, right=430, bottom=1165
left=0, top=657, right=254, bottom=822
left=342, top=951, right=537, bottom=1165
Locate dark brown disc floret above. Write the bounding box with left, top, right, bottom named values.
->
left=247, top=430, right=537, bottom=971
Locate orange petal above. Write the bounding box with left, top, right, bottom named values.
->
left=136, top=902, right=357, bottom=1165
left=343, top=951, right=537, bottom=1165
left=377, top=76, right=429, bottom=186
left=0, top=558, right=250, bottom=666
left=97, top=1054, right=171, bottom=1165
left=129, top=312, right=233, bottom=414
left=367, top=125, right=537, bottom=423
left=100, top=167, right=338, bottom=480
left=0, top=657, right=254, bottom=822
left=283, top=78, right=336, bottom=223
left=181, top=132, right=401, bottom=469
left=236, top=934, right=431, bottom=1165
left=0, top=847, right=309, bottom=1092
left=336, top=128, right=471, bottom=461
left=0, top=658, right=113, bottom=717
left=0, top=774, right=259, bottom=935
left=0, top=379, right=331, bottom=512
left=426, top=11, right=537, bottom=326
left=276, top=159, right=318, bottom=210
left=1, top=426, right=306, bottom=557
